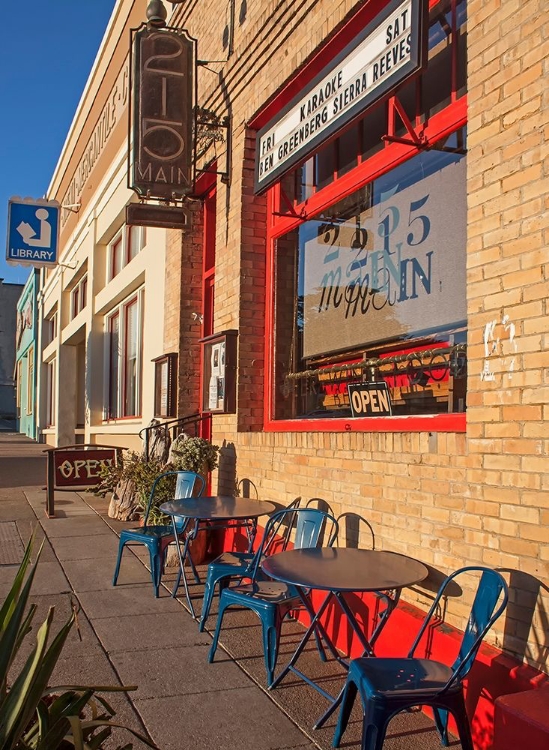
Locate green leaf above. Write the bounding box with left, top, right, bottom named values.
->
left=0, top=551, right=42, bottom=700
left=67, top=715, right=85, bottom=750
left=78, top=720, right=159, bottom=749
left=85, top=726, right=112, bottom=749
left=0, top=608, right=56, bottom=747
left=0, top=608, right=75, bottom=748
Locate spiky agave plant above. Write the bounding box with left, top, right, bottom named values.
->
left=0, top=535, right=159, bottom=750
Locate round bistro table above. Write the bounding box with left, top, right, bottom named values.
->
left=160, top=496, right=276, bottom=618
left=262, top=547, right=428, bottom=728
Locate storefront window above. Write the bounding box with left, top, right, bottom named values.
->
left=105, top=290, right=144, bottom=419
left=267, top=0, right=467, bottom=427
left=273, top=134, right=466, bottom=420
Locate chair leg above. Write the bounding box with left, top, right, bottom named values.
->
left=199, top=569, right=219, bottom=632
left=433, top=707, right=450, bottom=746
left=447, top=694, right=474, bottom=750
left=112, top=541, right=125, bottom=586
left=361, top=700, right=393, bottom=750
left=333, top=679, right=358, bottom=747
left=149, top=548, right=162, bottom=598
left=262, top=614, right=282, bottom=687
left=208, top=595, right=231, bottom=663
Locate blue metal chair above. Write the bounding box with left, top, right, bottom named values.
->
left=332, top=566, right=509, bottom=750
left=208, top=507, right=339, bottom=686
left=198, top=497, right=302, bottom=631
left=112, top=470, right=205, bottom=597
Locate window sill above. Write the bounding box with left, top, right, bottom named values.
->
left=263, top=412, right=466, bottom=433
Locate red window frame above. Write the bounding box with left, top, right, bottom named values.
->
left=197, top=170, right=217, bottom=442
left=259, top=0, right=467, bottom=434
left=110, top=236, right=123, bottom=280
left=70, top=275, right=87, bottom=320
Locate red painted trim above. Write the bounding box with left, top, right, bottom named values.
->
left=249, top=0, right=443, bottom=131
left=263, top=413, right=466, bottom=433
left=194, top=166, right=217, bottom=197
left=270, top=98, right=467, bottom=237
left=199, top=186, right=216, bottom=441
left=263, top=187, right=278, bottom=427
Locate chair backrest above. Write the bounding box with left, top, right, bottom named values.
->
left=144, top=470, right=206, bottom=527
left=294, top=507, right=338, bottom=549
left=247, top=506, right=339, bottom=580
left=409, top=566, right=508, bottom=690
left=335, top=512, right=375, bottom=550
left=264, top=497, right=301, bottom=553
left=305, top=497, right=336, bottom=516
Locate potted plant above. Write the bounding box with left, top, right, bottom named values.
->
left=97, top=452, right=167, bottom=522
left=168, top=434, right=219, bottom=476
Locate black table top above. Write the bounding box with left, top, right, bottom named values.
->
left=261, top=548, right=428, bottom=592
left=159, top=495, right=277, bottom=521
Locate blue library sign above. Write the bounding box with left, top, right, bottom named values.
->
left=6, top=198, right=60, bottom=268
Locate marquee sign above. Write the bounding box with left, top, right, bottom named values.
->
left=254, top=0, right=426, bottom=193
left=129, top=26, right=195, bottom=200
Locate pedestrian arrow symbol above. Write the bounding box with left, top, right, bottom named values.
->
left=6, top=198, right=60, bottom=268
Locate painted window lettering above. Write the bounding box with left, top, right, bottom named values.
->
left=317, top=194, right=432, bottom=320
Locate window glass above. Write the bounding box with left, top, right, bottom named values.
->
left=127, top=225, right=142, bottom=262
left=108, top=313, right=120, bottom=419
left=105, top=292, right=143, bottom=420
left=109, top=225, right=144, bottom=279
left=70, top=275, right=87, bottom=320
left=272, top=132, right=467, bottom=420
left=110, top=236, right=123, bottom=280
left=124, top=300, right=139, bottom=416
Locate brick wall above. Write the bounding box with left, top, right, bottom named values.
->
left=466, top=0, right=549, bottom=665
left=165, top=0, right=549, bottom=674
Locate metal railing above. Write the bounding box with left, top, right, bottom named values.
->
left=139, top=413, right=210, bottom=462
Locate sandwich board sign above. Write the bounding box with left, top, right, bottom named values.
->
left=6, top=198, right=60, bottom=268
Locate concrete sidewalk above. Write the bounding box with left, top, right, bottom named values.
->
left=0, top=434, right=459, bottom=750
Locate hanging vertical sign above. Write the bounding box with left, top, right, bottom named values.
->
left=129, top=25, right=195, bottom=200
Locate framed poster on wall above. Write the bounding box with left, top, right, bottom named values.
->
left=200, top=330, right=238, bottom=413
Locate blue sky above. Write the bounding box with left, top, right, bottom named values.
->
left=0, top=1, right=117, bottom=285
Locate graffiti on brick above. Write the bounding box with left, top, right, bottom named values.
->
left=481, top=314, right=517, bottom=382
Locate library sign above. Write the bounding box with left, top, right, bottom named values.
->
left=254, top=0, right=426, bottom=193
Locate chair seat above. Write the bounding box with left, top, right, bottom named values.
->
left=121, top=525, right=175, bottom=541
left=350, top=657, right=456, bottom=699
left=212, top=551, right=254, bottom=569
left=228, top=580, right=301, bottom=605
